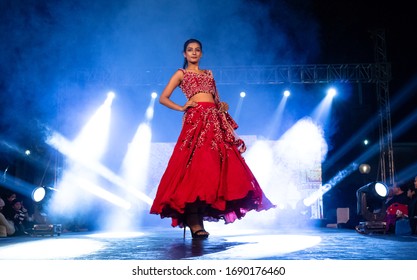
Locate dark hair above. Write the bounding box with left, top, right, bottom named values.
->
left=11, top=199, right=21, bottom=206
left=182, top=38, right=202, bottom=69
left=397, top=182, right=410, bottom=193
left=406, top=179, right=416, bottom=192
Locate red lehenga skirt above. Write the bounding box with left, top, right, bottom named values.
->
left=150, top=102, right=275, bottom=227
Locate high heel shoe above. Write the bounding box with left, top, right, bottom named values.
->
left=186, top=226, right=209, bottom=239
left=183, top=213, right=209, bottom=239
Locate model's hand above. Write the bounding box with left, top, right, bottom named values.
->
left=239, top=143, right=247, bottom=153
left=219, top=102, right=229, bottom=112
left=182, top=100, right=198, bottom=111
left=236, top=139, right=246, bottom=153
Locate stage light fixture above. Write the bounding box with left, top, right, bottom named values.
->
left=240, top=91, right=246, bottom=98
left=359, top=164, right=371, bottom=174
left=31, top=186, right=59, bottom=203
left=326, top=87, right=336, bottom=97
left=32, top=186, right=46, bottom=203
left=283, top=90, right=290, bottom=97
left=355, top=181, right=389, bottom=234
left=107, top=91, right=115, bottom=99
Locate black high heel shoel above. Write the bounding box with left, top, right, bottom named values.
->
left=183, top=212, right=209, bottom=239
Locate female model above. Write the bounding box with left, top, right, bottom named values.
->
left=150, top=39, right=274, bottom=239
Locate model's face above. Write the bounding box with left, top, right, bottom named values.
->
left=184, top=42, right=202, bottom=65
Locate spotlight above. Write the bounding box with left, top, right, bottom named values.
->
left=107, top=91, right=115, bottom=99
left=151, top=92, right=157, bottom=99
left=25, top=150, right=31, bottom=156
left=31, top=186, right=58, bottom=203
left=359, top=164, right=371, bottom=174
left=240, top=91, right=246, bottom=98
left=355, top=181, right=389, bottom=234
left=327, top=87, right=336, bottom=97
left=283, top=90, right=290, bottom=97
left=32, top=186, right=46, bottom=203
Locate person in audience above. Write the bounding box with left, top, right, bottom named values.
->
left=385, top=182, right=410, bottom=233
left=396, top=177, right=417, bottom=234
left=409, top=177, right=417, bottom=234
left=32, top=203, right=49, bottom=224
left=9, top=198, right=30, bottom=235
left=1, top=191, right=17, bottom=220
left=0, top=198, right=15, bottom=237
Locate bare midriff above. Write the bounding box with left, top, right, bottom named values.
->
left=189, top=92, right=215, bottom=103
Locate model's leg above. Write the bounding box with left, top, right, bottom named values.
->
left=184, top=203, right=209, bottom=239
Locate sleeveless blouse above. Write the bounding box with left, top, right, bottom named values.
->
left=178, top=69, right=218, bottom=103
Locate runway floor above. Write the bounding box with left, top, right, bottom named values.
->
left=1, top=225, right=416, bottom=260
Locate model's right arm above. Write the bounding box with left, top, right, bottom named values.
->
left=159, top=70, right=197, bottom=112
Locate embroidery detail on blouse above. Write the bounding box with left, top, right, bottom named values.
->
left=179, top=69, right=217, bottom=100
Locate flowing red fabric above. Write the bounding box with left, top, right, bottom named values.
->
left=150, top=102, right=275, bottom=227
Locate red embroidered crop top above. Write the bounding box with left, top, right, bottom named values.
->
left=179, top=69, right=217, bottom=100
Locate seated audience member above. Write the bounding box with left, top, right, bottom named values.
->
left=9, top=198, right=31, bottom=236
left=397, top=177, right=417, bottom=234
left=385, top=182, right=410, bottom=233
left=2, top=191, right=17, bottom=220
left=32, top=203, right=49, bottom=224
left=410, top=177, right=417, bottom=234
left=0, top=198, right=15, bottom=237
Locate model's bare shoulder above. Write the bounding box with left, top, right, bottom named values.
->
left=172, top=69, right=185, bottom=83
